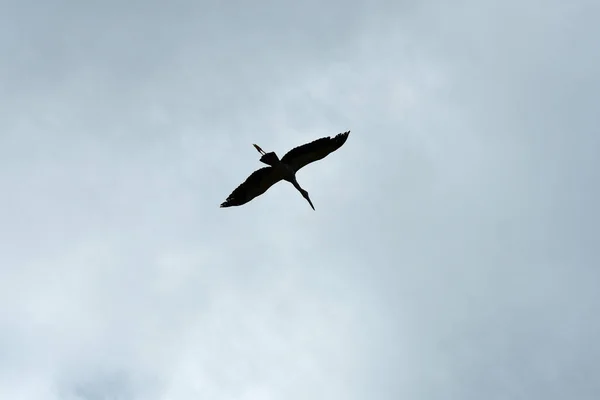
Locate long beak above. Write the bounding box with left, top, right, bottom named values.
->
left=304, top=194, right=315, bottom=211
left=253, top=144, right=266, bottom=155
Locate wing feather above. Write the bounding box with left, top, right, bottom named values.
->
left=220, top=167, right=282, bottom=208
left=281, top=131, right=350, bottom=172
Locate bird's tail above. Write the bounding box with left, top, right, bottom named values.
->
left=259, top=152, right=280, bottom=166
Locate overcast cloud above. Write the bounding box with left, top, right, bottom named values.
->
left=1, top=0, right=599, bottom=399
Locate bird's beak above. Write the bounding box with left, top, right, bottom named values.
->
left=253, top=144, right=266, bottom=155
left=304, top=193, right=315, bottom=211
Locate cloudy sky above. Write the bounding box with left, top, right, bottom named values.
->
left=1, top=0, right=599, bottom=399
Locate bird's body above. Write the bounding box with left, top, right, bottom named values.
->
left=220, top=131, right=350, bottom=210
left=272, top=160, right=296, bottom=182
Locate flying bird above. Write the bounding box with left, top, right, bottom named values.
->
left=220, top=131, right=350, bottom=210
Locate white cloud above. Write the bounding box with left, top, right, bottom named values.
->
left=1, top=1, right=598, bottom=399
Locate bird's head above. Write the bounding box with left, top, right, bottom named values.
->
left=301, top=189, right=315, bottom=211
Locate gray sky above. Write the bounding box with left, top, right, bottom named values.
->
left=1, top=1, right=599, bottom=399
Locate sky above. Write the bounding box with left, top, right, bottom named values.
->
left=1, top=0, right=599, bottom=399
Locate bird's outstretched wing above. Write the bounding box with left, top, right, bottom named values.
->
left=281, top=131, right=350, bottom=173
left=220, top=167, right=283, bottom=208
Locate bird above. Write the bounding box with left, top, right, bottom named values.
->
left=220, top=131, right=350, bottom=210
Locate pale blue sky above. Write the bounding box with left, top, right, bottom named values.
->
left=1, top=1, right=599, bottom=399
